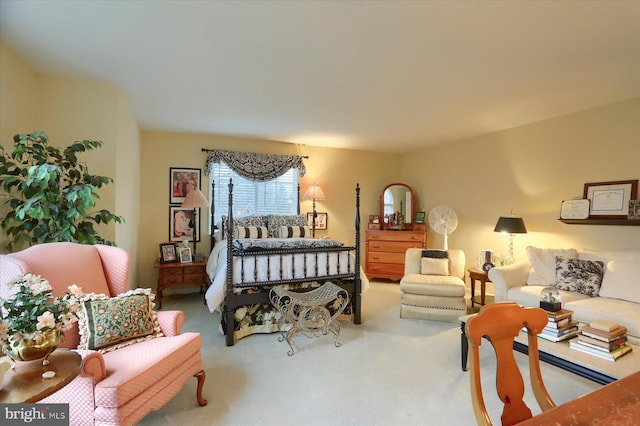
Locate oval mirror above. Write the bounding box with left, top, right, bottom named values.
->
left=380, top=183, right=415, bottom=229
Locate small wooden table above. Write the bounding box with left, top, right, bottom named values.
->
left=0, top=349, right=82, bottom=403
left=468, top=268, right=491, bottom=307
left=154, top=259, right=209, bottom=309
left=519, top=370, right=640, bottom=425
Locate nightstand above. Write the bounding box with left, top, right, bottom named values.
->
left=468, top=268, right=492, bottom=307
left=154, top=259, right=209, bottom=309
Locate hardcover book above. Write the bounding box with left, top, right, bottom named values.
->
left=569, top=341, right=633, bottom=361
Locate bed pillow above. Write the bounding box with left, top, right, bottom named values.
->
left=421, top=257, right=449, bottom=275
left=233, top=226, right=269, bottom=239
left=278, top=225, right=312, bottom=238
left=598, top=261, right=640, bottom=303
left=221, top=215, right=267, bottom=239
left=526, top=246, right=578, bottom=286
left=555, top=257, right=604, bottom=296
left=266, top=214, right=307, bottom=238
left=76, top=288, right=163, bottom=354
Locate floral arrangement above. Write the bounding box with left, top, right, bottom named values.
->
left=0, top=273, right=83, bottom=352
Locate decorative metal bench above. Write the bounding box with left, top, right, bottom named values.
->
left=269, top=282, right=350, bottom=356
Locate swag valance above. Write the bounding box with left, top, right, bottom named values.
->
left=204, top=149, right=306, bottom=182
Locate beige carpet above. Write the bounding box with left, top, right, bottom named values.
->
left=138, top=282, right=598, bottom=425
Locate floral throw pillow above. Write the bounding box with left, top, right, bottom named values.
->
left=77, top=288, right=163, bottom=354
left=555, top=257, right=604, bottom=296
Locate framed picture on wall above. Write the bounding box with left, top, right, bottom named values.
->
left=169, top=207, right=199, bottom=242
left=170, top=168, right=201, bottom=204
left=584, top=180, right=638, bottom=219
left=306, top=212, right=328, bottom=230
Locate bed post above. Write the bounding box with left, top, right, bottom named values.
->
left=354, top=183, right=362, bottom=324
left=225, top=179, right=235, bottom=346
left=210, top=180, right=216, bottom=249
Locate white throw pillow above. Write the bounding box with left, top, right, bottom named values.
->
left=526, top=246, right=577, bottom=286
left=421, top=257, right=449, bottom=276
left=598, top=261, right=640, bottom=304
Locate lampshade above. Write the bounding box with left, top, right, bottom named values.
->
left=302, top=183, right=326, bottom=201
left=181, top=189, right=209, bottom=209
left=493, top=216, right=527, bottom=234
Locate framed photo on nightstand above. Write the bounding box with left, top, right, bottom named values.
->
left=178, top=247, right=192, bottom=263
left=159, top=243, right=178, bottom=263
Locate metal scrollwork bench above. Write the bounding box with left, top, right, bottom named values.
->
left=269, top=282, right=350, bottom=356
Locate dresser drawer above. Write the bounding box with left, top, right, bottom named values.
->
left=368, top=241, right=421, bottom=253
left=182, top=266, right=204, bottom=276
left=367, top=251, right=405, bottom=264
left=183, top=273, right=204, bottom=284
left=162, top=268, right=181, bottom=277
left=160, top=274, right=182, bottom=285
left=366, top=263, right=405, bottom=276
left=366, top=231, right=424, bottom=243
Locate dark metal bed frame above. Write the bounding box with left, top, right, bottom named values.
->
left=219, top=179, right=362, bottom=346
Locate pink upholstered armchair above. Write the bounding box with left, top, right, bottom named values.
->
left=0, top=242, right=207, bottom=426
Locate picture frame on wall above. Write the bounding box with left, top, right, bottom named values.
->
left=170, top=168, right=201, bottom=204
left=630, top=200, right=640, bottom=220
left=169, top=207, right=199, bottom=242
left=583, top=180, right=638, bottom=219
left=159, top=243, right=178, bottom=263
left=306, top=212, right=328, bottom=230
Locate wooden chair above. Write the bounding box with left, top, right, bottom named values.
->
left=465, top=302, right=555, bottom=425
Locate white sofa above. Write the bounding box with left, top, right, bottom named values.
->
left=489, top=247, right=640, bottom=346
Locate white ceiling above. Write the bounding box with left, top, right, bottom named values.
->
left=1, top=1, right=639, bottom=153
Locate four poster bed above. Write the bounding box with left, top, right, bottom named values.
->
left=202, top=150, right=365, bottom=346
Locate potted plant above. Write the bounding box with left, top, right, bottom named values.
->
left=0, top=273, right=83, bottom=363
left=0, top=131, right=124, bottom=251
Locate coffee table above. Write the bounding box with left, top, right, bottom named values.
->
left=0, top=349, right=82, bottom=403
left=459, top=314, right=640, bottom=385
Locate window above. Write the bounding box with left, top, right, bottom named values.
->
left=210, top=162, right=299, bottom=227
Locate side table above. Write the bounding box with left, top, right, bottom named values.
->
left=468, top=268, right=491, bottom=307
left=0, top=349, right=82, bottom=403
left=154, top=259, right=209, bottom=309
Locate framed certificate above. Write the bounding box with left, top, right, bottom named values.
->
left=560, top=199, right=590, bottom=219
left=584, top=180, right=638, bottom=219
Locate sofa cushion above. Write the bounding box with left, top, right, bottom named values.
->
left=565, top=297, right=640, bottom=344
left=578, top=249, right=640, bottom=273
left=400, top=274, right=465, bottom=297
left=420, top=257, right=449, bottom=276
left=77, top=288, right=164, bottom=353
left=95, top=332, right=202, bottom=408
left=507, top=285, right=590, bottom=308
left=555, top=258, right=604, bottom=296
left=598, top=261, right=640, bottom=303
left=526, top=247, right=577, bottom=286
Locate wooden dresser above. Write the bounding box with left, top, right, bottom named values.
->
left=365, top=225, right=426, bottom=281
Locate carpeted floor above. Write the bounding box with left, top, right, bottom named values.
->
left=138, top=281, right=599, bottom=425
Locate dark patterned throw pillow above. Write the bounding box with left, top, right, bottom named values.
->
left=555, top=257, right=604, bottom=296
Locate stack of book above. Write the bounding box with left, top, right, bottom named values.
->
left=538, top=309, right=579, bottom=342
left=569, top=319, right=633, bottom=361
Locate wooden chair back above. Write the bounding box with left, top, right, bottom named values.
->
left=465, top=302, right=556, bottom=425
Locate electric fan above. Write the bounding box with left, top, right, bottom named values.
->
left=428, top=206, right=458, bottom=250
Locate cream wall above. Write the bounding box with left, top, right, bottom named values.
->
left=402, top=98, right=640, bottom=274
left=138, top=131, right=400, bottom=289
left=0, top=43, right=140, bottom=284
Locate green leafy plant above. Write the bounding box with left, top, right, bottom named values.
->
left=0, top=131, right=124, bottom=250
